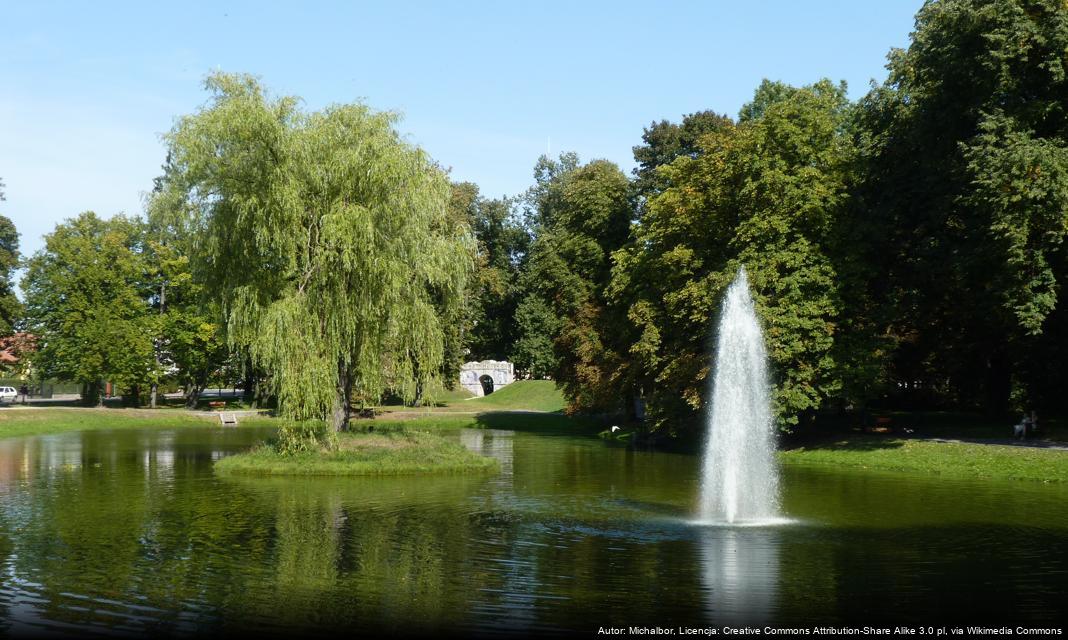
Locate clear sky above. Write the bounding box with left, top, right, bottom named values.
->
left=1, top=1, right=921, bottom=261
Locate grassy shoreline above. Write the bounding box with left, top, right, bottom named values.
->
left=0, top=407, right=277, bottom=439
left=4, top=398, right=1065, bottom=484
left=780, top=435, right=1068, bottom=483
left=214, top=426, right=499, bottom=476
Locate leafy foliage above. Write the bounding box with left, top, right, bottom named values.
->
left=510, top=294, right=559, bottom=378
left=451, top=183, right=529, bottom=364
left=632, top=111, right=732, bottom=198
left=157, top=73, right=473, bottom=430
left=522, top=156, right=635, bottom=413
left=613, top=80, right=856, bottom=431
left=22, top=213, right=155, bottom=404
left=855, top=0, right=1068, bottom=414
left=0, top=180, right=21, bottom=336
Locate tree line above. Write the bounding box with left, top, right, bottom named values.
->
left=4, top=0, right=1066, bottom=436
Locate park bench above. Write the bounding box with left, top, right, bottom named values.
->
left=865, top=416, right=894, bottom=433
left=208, top=400, right=227, bottom=410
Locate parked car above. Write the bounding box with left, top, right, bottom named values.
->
left=0, top=387, right=17, bottom=403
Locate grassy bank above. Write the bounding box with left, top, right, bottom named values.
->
left=377, top=380, right=567, bottom=417
left=214, top=426, right=500, bottom=476
left=781, top=435, right=1068, bottom=483
left=0, top=407, right=275, bottom=439
left=464, top=380, right=565, bottom=412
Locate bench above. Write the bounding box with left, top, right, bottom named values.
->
left=865, top=416, right=894, bottom=434
left=208, top=401, right=227, bottom=410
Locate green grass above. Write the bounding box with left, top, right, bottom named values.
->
left=371, top=379, right=566, bottom=417
left=0, top=407, right=269, bottom=439
left=214, top=426, right=500, bottom=476
left=428, top=386, right=476, bottom=404
left=463, top=380, right=565, bottom=412
left=781, top=435, right=1068, bottom=483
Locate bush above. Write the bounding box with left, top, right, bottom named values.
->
left=273, top=420, right=337, bottom=455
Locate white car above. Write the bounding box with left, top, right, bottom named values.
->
left=0, top=387, right=17, bottom=404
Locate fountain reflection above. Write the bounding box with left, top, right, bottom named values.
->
left=697, top=525, right=781, bottom=624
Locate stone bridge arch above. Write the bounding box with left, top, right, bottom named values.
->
left=460, top=360, right=514, bottom=397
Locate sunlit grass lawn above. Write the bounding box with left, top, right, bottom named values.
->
left=0, top=407, right=250, bottom=439
left=463, top=380, right=565, bottom=412
left=376, top=380, right=566, bottom=416
left=781, top=435, right=1068, bottom=483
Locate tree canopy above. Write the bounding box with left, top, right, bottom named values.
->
left=156, top=73, right=473, bottom=430
left=0, top=179, right=21, bottom=336
left=856, top=0, right=1068, bottom=414
left=613, top=80, right=855, bottom=431
left=22, top=212, right=155, bottom=405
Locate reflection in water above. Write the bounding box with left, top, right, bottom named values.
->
left=0, top=425, right=1064, bottom=636
left=698, top=527, right=780, bottom=625
left=460, top=428, right=514, bottom=479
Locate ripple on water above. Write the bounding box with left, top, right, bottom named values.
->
left=0, top=425, right=1066, bottom=635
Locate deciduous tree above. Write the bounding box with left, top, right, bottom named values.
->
left=158, top=73, right=473, bottom=431
left=856, top=0, right=1068, bottom=414
left=613, top=80, right=857, bottom=431
left=0, top=179, right=22, bottom=336
left=22, top=213, right=155, bottom=406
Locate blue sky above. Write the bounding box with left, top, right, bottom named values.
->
left=2, top=1, right=920, bottom=260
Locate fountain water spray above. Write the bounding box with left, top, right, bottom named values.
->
left=697, top=266, right=780, bottom=525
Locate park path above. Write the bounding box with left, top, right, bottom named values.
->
left=917, top=436, right=1068, bottom=451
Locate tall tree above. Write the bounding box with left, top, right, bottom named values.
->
left=612, top=80, right=858, bottom=432
left=522, top=156, right=636, bottom=412
left=856, top=0, right=1068, bottom=414
left=510, top=294, right=560, bottom=379
left=22, top=213, right=155, bottom=406
left=157, top=73, right=473, bottom=432
left=144, top=179, right=231, bottom=409
left=454, top=184, right=529, bottom=363
left=0, top=179, right=21, bottom=335
left=632, top=111, right=732, bottom=198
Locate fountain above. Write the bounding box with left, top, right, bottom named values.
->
left=697, top=266, right=780, bottom=525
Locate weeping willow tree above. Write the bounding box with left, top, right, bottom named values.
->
left=155, top=73, right=473, bottom=432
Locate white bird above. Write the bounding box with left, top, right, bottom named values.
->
left=610, top=426, right=621, bottom=433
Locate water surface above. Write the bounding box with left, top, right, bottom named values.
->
left=0, top=425, right=1065, bottom=636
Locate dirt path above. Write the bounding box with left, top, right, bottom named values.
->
left=917, top=436, right=1068, bottom=451
left=3, top=404, right=270, bottom=420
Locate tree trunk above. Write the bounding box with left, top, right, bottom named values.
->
left=83, top=381, right=103, bottom=407
left=330, top=362, right=352, bottom=432
left=152, top=281, right=164, bottom=410
left=242, top=356, right=256, bottom=405
left=185, top=386, right=202, bottom=410
left=126, top=384, right=142, bottom=408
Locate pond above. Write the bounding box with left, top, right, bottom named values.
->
left=0, top=425, right=1065, bottom=636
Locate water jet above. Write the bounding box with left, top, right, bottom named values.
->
left=697, top=266, right=780, bottom=525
